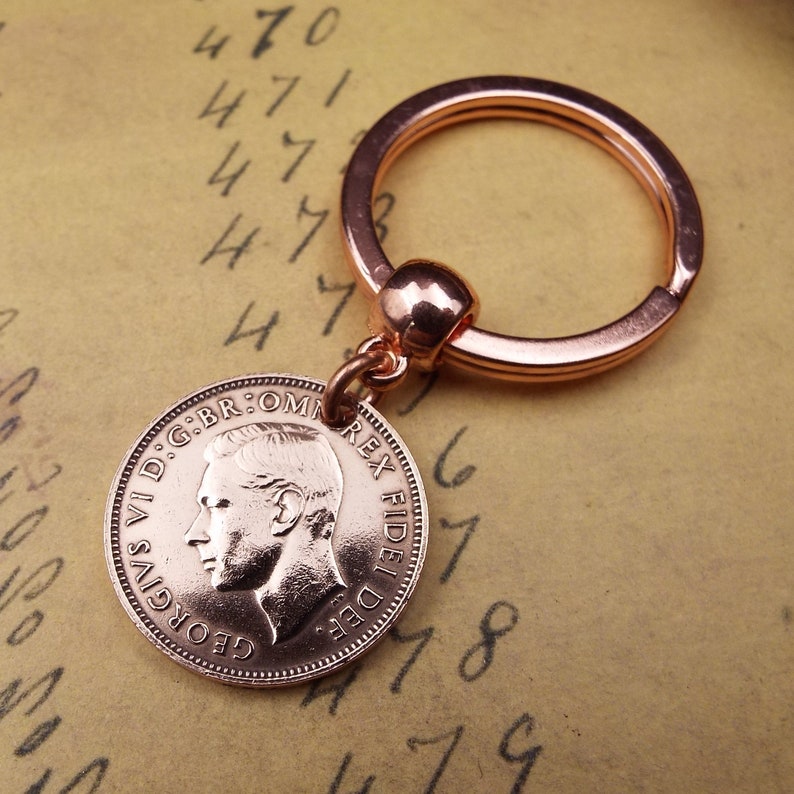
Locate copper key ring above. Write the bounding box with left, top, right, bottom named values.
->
left=340, top=76, right=703, bottom=382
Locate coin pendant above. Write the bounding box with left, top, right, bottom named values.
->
left=104, top=374, right=427, bottom=686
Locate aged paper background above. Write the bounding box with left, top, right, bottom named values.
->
left=0, top=1, right=792, bottom=791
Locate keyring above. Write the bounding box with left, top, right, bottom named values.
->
left=340, top=75, right=703, bottom=381
left=105, top=76, right=703, bottom=687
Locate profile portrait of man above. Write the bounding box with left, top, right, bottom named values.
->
left=184, top=421, right=346, bottom=643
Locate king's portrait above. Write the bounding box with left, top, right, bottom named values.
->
left=184, top=421, right=346, bottom=643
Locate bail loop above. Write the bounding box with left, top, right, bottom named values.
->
left=368, top=259, right=480, bottom=372
left=323, top=260, right=479, bottom=426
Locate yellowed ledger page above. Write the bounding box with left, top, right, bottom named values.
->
left=1, top=1, right=792, bottom=791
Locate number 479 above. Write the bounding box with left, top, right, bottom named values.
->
left=330, top=714, right=542, bottom=793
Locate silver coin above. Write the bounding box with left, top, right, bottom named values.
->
left=104, top=374, right=427, bottom=686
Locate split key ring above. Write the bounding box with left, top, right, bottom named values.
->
left=340, top=76, right=704, bottom=382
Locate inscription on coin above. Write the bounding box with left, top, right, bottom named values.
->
left=104, top=375, right=427, bottom=686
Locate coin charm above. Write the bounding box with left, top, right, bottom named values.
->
left=104, top=375, right=427, bottom=686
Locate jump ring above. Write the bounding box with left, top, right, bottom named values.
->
left=321, top=347, right=395, bottom=428
left=356, top=337, right=411, bottom=391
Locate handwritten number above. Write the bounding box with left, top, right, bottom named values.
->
left=198, top=80, right=246, bottom=128
left=325, top=68, right=351, bottom=107
left=389, top=624, right=435, bottom=693
left=23, top=758, right=110, bottom=794
left=373, top=191, right=395, bottom=242
left=289, top=196, right=329, bottom=263
left=327, top=753, right=375, bottom=794
left=224, top=303, right=279, bottom=351
left=317, top=276, right=356, bottom=336
left=0, top=367, right=39, bottom=408
left=499, top=714, right=543, bottom=793
left=0, top=416, right=19, bottom=445
left=193, top=26, right=230, bottom=59
left=438, top=514, right=479, bottom=583
left=252, top=6, right=295, bottom=58
left=0, top=308, right=19, bottom=335
left=433, top=426, right=476, bottom=488
left=1, top=506, right=49, bottom=552
left=208, top=140, right=251, bottom=196
left=0, top=667, right=63, bottom=721
left=200, top=214, right=261, bottom=270
left=328, top=717, right=540, bottom=789
left=27, top=463, right=62, bottom=492
left=281, top=131, right=315, bottom=182
left=0, top=559, right=64, bottom=614
left=407, top=725, right=464, bottom=794
left=0, top=466, right=15, bottom=507
left=305, top=7, right=341, bottom=46
left=7, top=609, right=45, bottom=646
left=266, top=75, right=300, bottom=116
left=14, top=715, right=61, bottom=757
left=459, top=601, right=520, bottom=682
